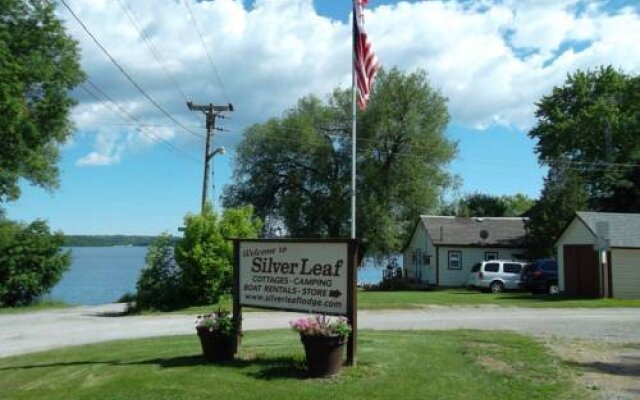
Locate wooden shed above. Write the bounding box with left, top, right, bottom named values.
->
left=555, top=212, right=640, bottom=298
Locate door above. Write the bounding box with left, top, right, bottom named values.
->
left=563, top=245, right=600, bottom=297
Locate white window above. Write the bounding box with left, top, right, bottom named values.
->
left=485, top=252, right=498, bottom=260
left=448, top=251, right=462, bottom=270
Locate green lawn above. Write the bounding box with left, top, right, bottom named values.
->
left=0, top=301, right=69, bottom=314
left=357, top=289, right=640, bottom=309
left=163, top=289, right=640, bottom=315
left=0, top=330, right=589, bottom=400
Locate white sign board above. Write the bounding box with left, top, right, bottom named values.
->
left=238, top=241, right=350, bottom=315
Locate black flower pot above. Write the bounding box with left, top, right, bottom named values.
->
left=197, top=328, right=235, bottom=362
left=300, top=334, right=346, bottom=377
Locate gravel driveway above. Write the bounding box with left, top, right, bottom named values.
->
left=1, top=304, right=639, bottom=358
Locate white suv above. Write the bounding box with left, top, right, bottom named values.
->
left=467, top=260, right=526, bottom=293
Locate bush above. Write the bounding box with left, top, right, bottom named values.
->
left=175, top=205, right=262, bottom=305
left=0, top=219, right=71, bottom=307
left=135, top=234, right=184, bottom=311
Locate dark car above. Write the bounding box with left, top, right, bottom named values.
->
left=521, top=259, right=559, bottom=295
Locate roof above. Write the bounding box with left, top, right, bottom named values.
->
left=419, top=215, right=528, bottom=248
left=575, top=212, right=640, bottom=248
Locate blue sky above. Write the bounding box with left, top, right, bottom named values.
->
left=6, top=0, right=640, bottom=235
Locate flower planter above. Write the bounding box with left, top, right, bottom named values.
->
left=197, top=328, right=235, bottom=362
left=300, top=334, right=346, bottom=377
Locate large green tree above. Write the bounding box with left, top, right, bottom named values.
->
left=529, top=66, right=640, bottom=211
left=224, top=68, right=456, bottom=254
left=0, top=0, right=84, bottom=202
left=525, top=66, right=640, bottom=257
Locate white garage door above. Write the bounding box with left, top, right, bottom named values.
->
left=612, top=249, right=640, bottom=299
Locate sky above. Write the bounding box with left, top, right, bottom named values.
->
left=6, top=0, right=640, bottom=235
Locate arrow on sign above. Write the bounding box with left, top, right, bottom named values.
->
left=328, top=289, right=342, bottom=298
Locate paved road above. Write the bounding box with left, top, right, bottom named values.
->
left=1, top=304, right=639, bottom=358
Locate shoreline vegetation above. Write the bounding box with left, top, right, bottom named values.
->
left=63, top=235, right=179, bottom=247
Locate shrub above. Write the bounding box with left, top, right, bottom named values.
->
left=175, top=205, right=262, bottom=305
left=0, top=219, right=70, bottom=307
left=135, top=234, right=185, bottom=311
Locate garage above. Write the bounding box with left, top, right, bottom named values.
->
left=556, top=212, right=640, bottom=299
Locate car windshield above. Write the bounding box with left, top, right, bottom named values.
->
left=471, top=263, right=481, bottom=273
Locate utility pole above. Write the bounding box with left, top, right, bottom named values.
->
left=187, top=101, right=233, bottom=214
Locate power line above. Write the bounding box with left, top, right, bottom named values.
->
left=75, top=121, right=206, bottom=130
left=80, top=81, right=201, bottom=164
left=115, top=0, right=191, bottom=103
left=183, top=0, right=231, bottom=104
left=58, top=0, right=204, bottom=139
left=221, top=126, right=640, bottom=177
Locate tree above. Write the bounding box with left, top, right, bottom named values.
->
left=224, top=68, right=456, bottom=254
left=529, top=66, right=640, bottom=211
left=502, top=194, right=536, bottom=217
left=0, top=0, right=84, bottom=203
left=175, top=205, right=262, bottom=305
left=525, top=166, right=588, bottom=258
left=135, top=234, right=184, bottom=311
left=441, top=193, right=534, bottom=217
left=450, top=193, right=507, bottom=217
left=0, top=219, right=70, bottom=306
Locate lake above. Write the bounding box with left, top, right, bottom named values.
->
left=48, top=247, right=391, bottom=305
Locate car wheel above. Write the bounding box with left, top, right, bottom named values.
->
left=490, top=281, right=504, bottom=294
left=547, top=283, right=559, bottom=295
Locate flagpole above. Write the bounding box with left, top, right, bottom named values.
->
left=351, top=1, right=357, bottom=240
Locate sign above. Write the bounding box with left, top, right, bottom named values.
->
left=232, top=238, right=358, bottom=366
left=237, top=240, right=351, bottom=315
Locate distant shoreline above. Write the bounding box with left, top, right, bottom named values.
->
left=63, top=235, right=180, bottom=247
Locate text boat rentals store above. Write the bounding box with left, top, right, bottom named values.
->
left=556, top=212, right=640, bottom=299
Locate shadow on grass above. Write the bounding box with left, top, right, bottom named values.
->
left=0, top=354, right=308, bottom=380
left=566, top=355, right=640, bottom=378
left=494, top=294, right=598, bottom=302
left=84, top=310, right=130, bottom=317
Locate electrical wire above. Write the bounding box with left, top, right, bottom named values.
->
left=183, top=0, right=231, bottom=104
left=58, top=0, right=204, bottom=139
left=115, top=0, right=192, bottom=104
left=79, top=81, right=201, bottom=164
left=76, top=121, right=205, bottom=130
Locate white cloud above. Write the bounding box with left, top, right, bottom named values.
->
left=61, top=0, right=640, bottom=164
left=76, top=151, right=117, bottom=166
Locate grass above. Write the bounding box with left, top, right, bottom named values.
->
left=0, top=330, right=590, bottom=400
left=0, top=301, right=69, bottom=314
left=357, top=289, right=640, bottom=309
left=145, top=289, right=640, bottom=315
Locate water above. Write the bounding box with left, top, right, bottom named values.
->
left=48, top=247, right=397, bottom=305
left=49, top=247, right=147, bottom=305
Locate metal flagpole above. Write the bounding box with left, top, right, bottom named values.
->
left=351, top=0, right=357, bottom=240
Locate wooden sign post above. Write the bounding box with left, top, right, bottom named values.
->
left=232, top=239, right=358, bottom=366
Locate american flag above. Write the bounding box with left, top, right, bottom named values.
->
left=353, top=0, right=380, bottom=110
